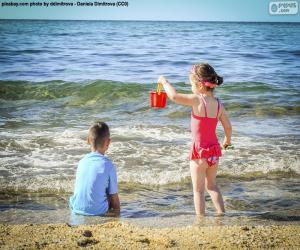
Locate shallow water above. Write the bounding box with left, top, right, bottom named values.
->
left=0, top=178, right=299, bottom=227
left=0, top=20, right=299, bottom=225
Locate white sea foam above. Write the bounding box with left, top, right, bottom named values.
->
left=0, top=123, right=299, bottom=192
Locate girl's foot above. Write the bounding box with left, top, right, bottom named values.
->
left=194, top=215, right=206, bottom=227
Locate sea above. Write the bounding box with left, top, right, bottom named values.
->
left=0, top=20, right=299, bottom=227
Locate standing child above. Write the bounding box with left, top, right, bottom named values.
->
left=158, top=63, right=232, bottom=216
left=69, top=122, right=120, bottom=216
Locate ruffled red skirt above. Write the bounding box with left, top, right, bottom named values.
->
left=189, top=142, right=222, bottom=166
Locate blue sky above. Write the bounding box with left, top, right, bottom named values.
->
left=0, top=0, right=299, bottom=22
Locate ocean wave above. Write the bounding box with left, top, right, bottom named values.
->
left=0, top=80, right=295, bottom=97
left=0, top=80, right=149, bottom=107
left=273, top=49, right=300, bottom=57
left=0, top=124, right=299, bottom=193
left=0, top=80, right=299, bottom=117
left=0, top=170, right=299, bottom=195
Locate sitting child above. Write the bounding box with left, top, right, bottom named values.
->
left=69, top=121, right=120, bottom=216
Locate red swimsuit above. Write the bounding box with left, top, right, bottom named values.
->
left=190, top=95, right=222, bottom=166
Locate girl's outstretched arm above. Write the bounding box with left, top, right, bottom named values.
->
left=158, top=76, right=198, bottom=107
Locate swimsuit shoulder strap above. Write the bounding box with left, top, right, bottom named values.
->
left=216, top=98, right=220, bottom=118
left=199, top=95, right=208, bottom=117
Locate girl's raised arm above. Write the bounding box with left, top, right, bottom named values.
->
left=158, top=76, right=198, bottom=107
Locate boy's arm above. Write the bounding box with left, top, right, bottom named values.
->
left=158, top=76, right=198, bottom=107
left=107, top=161, right=120, bottom=216
left=108, top=193, right=120, bottom=213
left=219, top=105, right=232, bottom=148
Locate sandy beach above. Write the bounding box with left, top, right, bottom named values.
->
left=0, top=221, right=299, bottom=249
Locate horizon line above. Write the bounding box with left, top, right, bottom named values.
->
left=1, top=18, right=300, bottom=23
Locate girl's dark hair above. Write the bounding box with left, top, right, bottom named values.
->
left=87, top=121, right=110, bottom=149
left=190, top=63, right=223, bottom=91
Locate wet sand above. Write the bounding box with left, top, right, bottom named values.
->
left=0, top=222, right=299, bottom=249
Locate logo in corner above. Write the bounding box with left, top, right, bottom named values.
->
left=269, top=1, right=298, bottom=15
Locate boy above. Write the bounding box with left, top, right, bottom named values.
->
left=69, top=121, right=120, bottom=216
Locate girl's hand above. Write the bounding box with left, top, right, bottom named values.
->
left=222, top=138, right=232, bottom=149
left=158, top=75, right=168, bottom=85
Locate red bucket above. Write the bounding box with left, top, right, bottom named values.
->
left=150, top=83, right=167, bottom=108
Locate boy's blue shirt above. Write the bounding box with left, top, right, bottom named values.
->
left=69, top=151, right=118, bottom=216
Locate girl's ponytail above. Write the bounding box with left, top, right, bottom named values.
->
left=216, top=75, right=223, bottom=86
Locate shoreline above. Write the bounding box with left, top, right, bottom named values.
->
left=0, top=222, right=299, bottom=249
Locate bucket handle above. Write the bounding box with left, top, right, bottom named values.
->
left=156, top=83, right=163, bottom=95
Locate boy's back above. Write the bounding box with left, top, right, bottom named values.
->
left=69, top=149, right=117, bottom=215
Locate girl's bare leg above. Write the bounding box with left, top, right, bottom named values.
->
left=190, top=159, right=208, bottom=216
left=205, top=162, right=225, bottom=215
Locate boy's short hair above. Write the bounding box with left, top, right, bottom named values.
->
left=87, top=121, right=110, bottom=149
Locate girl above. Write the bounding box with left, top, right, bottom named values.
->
left=158, top=63, right=232, bottom=216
